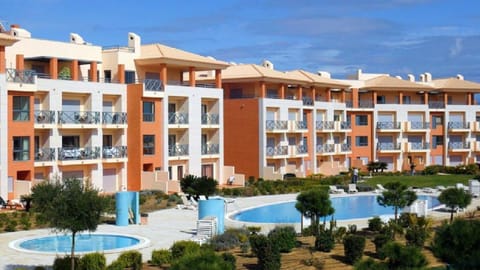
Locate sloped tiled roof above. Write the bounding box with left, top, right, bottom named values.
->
left=222, top=64, right=310, bottom=84
left=362, top=75, right=432, bottom=90
left=292, top=70, right=351, bottom=88
left=136, top=44, right=229, bottom=70
left=431, top=77, right=480, bottom=91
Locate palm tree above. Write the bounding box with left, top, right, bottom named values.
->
left=295, top=189, right=334, bottom=236
left=438, top=187, right=472, bottom=222
left=377, top=182, right=417, bottom=223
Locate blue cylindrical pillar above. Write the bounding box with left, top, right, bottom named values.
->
left=198, top=198, right=225, bottom=234
left=116, top=192, right=130, bottom=226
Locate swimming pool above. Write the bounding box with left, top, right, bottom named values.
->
left=10, top=233, right=149, bottom=254
left=231, top=195, right=440, bottom=223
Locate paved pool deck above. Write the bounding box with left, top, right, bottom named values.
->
left=0, top=192, right=479, bottom=270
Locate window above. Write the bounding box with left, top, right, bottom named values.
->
left=288, top=136, right=296, bottom=146
left=62, top=136, right=80, bottom=148
left=13, top=96, right=30, bottom=121
left=230, top=88, right=243, bottom=99
left=432, top=135, right=444, bottom=148
left=125, top=71, right=136, bottom=84
left=143, top=101, right=155, bottom=122
left=355, top=136, right=368, bottom=147
left=432, top=115, right=443, bottom=128
left=377, top=95, right=386, bottom=104
left=13, top=136, right=30, bottom=161
left=104, top=70, right=111, bottom=83
left=402, top=95, right=411, bottom=104
left=355, top=115, right=368, bottom=126
left=143, top=135, right=155, bottom=155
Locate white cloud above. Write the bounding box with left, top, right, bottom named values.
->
left=450, top=38, right=463, bottom=57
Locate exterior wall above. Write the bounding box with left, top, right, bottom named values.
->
left=349, top=111, right=374, bottom=171
left=224, top=98, right=259, bottom=179
left=0, top=73, right=8, bottom=199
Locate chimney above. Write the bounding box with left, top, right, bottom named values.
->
left=317, top=71, right=331, bottom=78
left=407, top=74, right=415, bottom=82
left=128, top=32, right=141, bottom=54
left=424, top=72, right=432, bottom=82
left=395, top=75, right=402, bottom=80
left=262, top=60, right=274, bottom=70
left=70, top=33, right=85, bottom=44
left=10, top=24, right=31, bottom=38
left=420, top=74, right=425, bottom=82
left=456, top=74, right=464, bottom=80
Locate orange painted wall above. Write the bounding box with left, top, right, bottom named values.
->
left=348, top=111, right=373, bottom=168
left=223, top=98, right=260, bottom=179
left=430, top=112, right=445, bottom=165
left=0, top=46, right=5, bottom=73
left=127, top=84, right=164, bottom=191
left=304, top=109, right=314, bottom=175
left=8, top=91, right=35, bottom=199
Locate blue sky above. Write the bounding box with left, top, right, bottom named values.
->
left=2, top=0, right=480, bottom=81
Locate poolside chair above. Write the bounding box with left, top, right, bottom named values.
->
left=436, top=185, right=446, bottom=191
left=0, top=196, right=6, bottom=209
left=348, top=184, right=358, bottom=193
left=329, top=185, right=345, bottom=194
left=177, top=194, right=196, bottom=210
left=456, top=183, right=469, bottom=191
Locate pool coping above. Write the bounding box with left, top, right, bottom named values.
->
left=8, top=232, right=151, bottom=255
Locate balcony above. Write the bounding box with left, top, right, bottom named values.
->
left=377, top=142, right=401, bottom=152
left=337, top=143, right=352, bottom=153
left=289, top=145, right=308, bottom=156
left=6, top=69, right=37, bottom=90
left=169, top=144, right=189, bottom=157
left=266, top=145, right=288, bottom=157
left=58, top=111, right=100, bottom=126
left=289, top=120, right=307, bottom=132
left=34, top=110, right=56, bottom=127
left=316, top=144, right=335, bottom=155
left=474, top=142, right=480, bottom=152
left=102, top=146, right=127, bottom=159
left=345, top=101, right=353, bottom=108
left=473, top=122, right=480, bottom=132
left=201, top=113, right=219, bottom=125
left=168, top=112, right=189, bottom=125
left=58, top=146, right=100, bottom=161
left=407, top=142, right=430, bottom=152
left=359, top=100, right=374, bottom=108
left=266, top=120, right=288, bottom=132
left=302, top=97, right=314, bottom=106
left=202, top=143, right=220, bottom=155
left=102, top=112, right=127, bottom=126
left=34, top=148, right=56, bottom=162
left=405, top=121, right=430, bottom=132
left=338, top=121, right=351, bottom=131
left=448, top=141, right=471, bottom=152
left=316, top=121, right=334, bottom=131
left=142, top=79, right=164, bottom=98
left=429, top=101, right=445, bottom=109
left=447, top=121, right=470, bottom=132
left=376, top=121, right=401, bottom=131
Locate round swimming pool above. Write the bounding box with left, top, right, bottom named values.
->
left=231, top=195, right=440, bottom=223
left=10, top=233, right=149, bottom=254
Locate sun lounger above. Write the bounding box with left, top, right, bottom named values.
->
left=177, top=194, right=197, bottom=210
left=329, top=185, right=345, bottom=194
left=348, top=184, right=358, bottom=193
left=374, top=184, right=387, bottom=193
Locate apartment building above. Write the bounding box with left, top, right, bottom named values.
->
left=1, top=25, right=128, bottom=200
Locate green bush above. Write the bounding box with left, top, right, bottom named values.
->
left=34, top=267, right=47, bottom=270
left=368, top=216, right=383, bottom=232
left=170, top=240, right=201, bottom=259
left=315, top=229, right=335, bottom=252
left=5, top=220, right=17, bottom=232
left=251, top=234, right=281, bottom=270
left=106, top=260, right=124, bottom=270
left=53, top=256, right=80, bottom=270
left=382, top=242, right=427, bottom=269
left=221, top=252, right=236, bottom=268
left=209, top=230, right=241, bottom=251
left=343, top=235, right=366, bottom=264
left=424, top=165, right=444, bottom=175
left=78, top=252, right=106, bottom=270
left=249, top=234, right=264, bottom=256
left=373, top=234, right=391, bottom=259
left=432, top=219, right=480, bottom=269
left=354, top=258, right=388, bottom=270
left=268, top=226, right=297, bottom=253
left=405, top=225, right=429, bottom=248
left=170, top=249, right=234, bottom=270
left=116, top=250, right=142, bottom=270
left=151, top=249, right=172, bottom=266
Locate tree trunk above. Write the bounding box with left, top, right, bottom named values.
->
left=450, top=210, right=454, bottom=223
left=71, top=231, right=76, bottom=270
left=300, top=212, right=304, bottom=234
left=394, top=207, right=398, bottom=223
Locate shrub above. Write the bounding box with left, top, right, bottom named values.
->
left=221, top=252, right=236, bottom=268
left=268, top=226, right=297, bottom=253
left=424, top=165, right=444, bottom=175
left=151, top=249, right=172, bottom=266
left=382, top=242, right=427, bottom=269
left=252, top=234, right=281, bottom=270
left=343, top=235, right=366, bottom=264
left=368, top=216, right=383, bottom=232
left=116, top=250, right=142, bottom=270
left=53, top=256, right=80, bottom=270
left=405, top=226, right=428, bottom=248
left=432, top=219, right=480, bottom=269
left=373, top=234, right=391, bottom=259
left=106, top=260, right=124, bottom=270
left=315, top=229, right=335, bottom=252
left=170, top=240, right=201, bottom=259
left=78, top=252, right=106, bottom=270
left=5, top=220, right=17, bottom=232
left=34, top=267, right=47, bottom=270
left=209, top=230, right=240, bottom=251
left=249, top=234, right=264, bottom=256
left=170, top=249, right=234, bottom=270
left=354, top=258, right=388, bottom=270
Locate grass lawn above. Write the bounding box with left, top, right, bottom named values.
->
left=361, top=174, right=474, bottom=188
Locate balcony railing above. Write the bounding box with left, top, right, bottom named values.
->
left=316, top=144, right=335, bottom=153
left=410, top=142, right=430, bottom=150
left=359, top=100, right=374, bottom=108
left=341, top=143, right=351, bottom=152
left=201, top=113, right=219, bottom=125
left=168, top=112, right=189, bottom=125
left=295, top=121, right=307, bottom=129
left=429, top=101, right=445, bottom=109
left=448, top=141, right=470, bottom=150
left=316, top=121, right=334, bottom=130
left=296, top=145, right=308, bottom=154
left=410, top=121, right=430, bottom=129
left=58, top=111, right=100, bottom=124
left=266, top=120, right=288, bottom=131
left=6, top=68, right=36, bottom=84
left=302, top=97, right=314, bottom=106
left=266, top=145, right=288, bottom=156
left=169, top=144, right=189, bottom=157
left=103, top=112, right=127, bottom=124
left=202, top=144, right=220, bottom=155
left=102, top=146, right=127, bottom=158
left=377, top=142, right=401, bottom=151
left=58, top=147, right=100, bottom=161
left=345, top=101, right=353, bottom=108
left=448, top=121, right=469, bottom=129
left=377, top=121, right=401, bottom=129
left=340, top=121, right=351, bottom=130
left=35, top=147, right=56, bottom=161
left=34, top=110, right=55, bottom=124
left=144, top=79, right=163, bottom=91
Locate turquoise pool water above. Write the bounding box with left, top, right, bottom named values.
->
left=16, top=234, right=141, bottom=253
left=231, top=195, right=440, bottom=223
